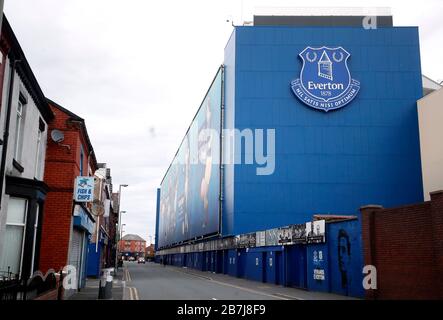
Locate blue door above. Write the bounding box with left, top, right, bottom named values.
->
left=237, top=249, right=246, bottom=278
left=265, top=251, right=277, bottom=284
left=223, top=250, right=229, bottom=274
left=286, top=245, right=307, bottom=289
left=275, top=251, right=283, bottom=285
left=262, top=252, right=267, bottom=283
left=216, top=251, right=224, bottom=273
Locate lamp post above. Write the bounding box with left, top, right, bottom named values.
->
left=117, top=184, right=128, bottom=238
left=120, top=224, right=126, bottom=246
left=116, top=210, right=126, bottom=263
left=115, top=184, right=128, bottom=269
left=120, top=223, right=126, bottom=259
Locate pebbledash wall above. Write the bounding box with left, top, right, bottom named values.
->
left=156, top=25, right=424, bottom=298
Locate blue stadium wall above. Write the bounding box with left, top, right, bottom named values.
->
left=156, top=25, right=424, bottom=298
left=222, top=26, right=423, bottom=237
left=158, top=219, right=364, bottom=297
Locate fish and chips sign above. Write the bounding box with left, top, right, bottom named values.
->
left=74, top=176, right=94, bottom=202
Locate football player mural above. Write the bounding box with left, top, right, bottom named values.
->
left=179, top=135, right=190, bottom=237
left=158, top=67, right=223, bottom=248
left=199, top=97, right=213, bottom=229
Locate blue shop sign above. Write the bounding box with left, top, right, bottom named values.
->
left=73, top=204, right=95, bottom=234
left=74, top=176, right=94, bottom=202
left=291, top=46, right=360, bottom=112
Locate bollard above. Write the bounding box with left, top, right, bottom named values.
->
left=98, top=268, right=114, bottom=299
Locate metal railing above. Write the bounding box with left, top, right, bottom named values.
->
left=0, top=268, right=20, bottom=301
left=0, top=267, right=64, bottom=301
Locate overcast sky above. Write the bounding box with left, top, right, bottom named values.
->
left=4, top=0, right=442, bottom=244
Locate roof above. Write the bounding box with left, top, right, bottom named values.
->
left=46, top=98, right=98, bottom=169
left=1, top=16, right=54, bottom=122
left=254, top=7, right=392, bottom=17
left=313, top=214, right=358, bottom=222
left=122, top=234, right=146, bottom=242
left=422, top=75, right=442, bottom=96
left=418, top=85, right=443, bottom=103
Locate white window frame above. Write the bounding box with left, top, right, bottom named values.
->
left=14, top=100, right=25, bottom=161
left=34, top=128, right=43, bottom=179
left=4, top=197, right=28, bottom=278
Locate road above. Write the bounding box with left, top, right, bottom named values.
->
left=123, top=262, right=355, bottom=300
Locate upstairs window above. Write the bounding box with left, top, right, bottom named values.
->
left=34, top=119, right=46, bottom=180
left=14, top=94, right=27, bottom=162
left=80, top=145, right=84, bottom=176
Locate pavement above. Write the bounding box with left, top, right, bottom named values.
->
left=68, top=268, right=125, bottom=300
left=123, top=261, right=357, bottom=300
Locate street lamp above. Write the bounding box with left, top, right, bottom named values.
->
left=117, top=184, right=128, bottom=241
left=118, top=210, right=126, bottom=242
left=120, top=224, right=126, bottom=245
left=116, top=184, right=128, bottom=269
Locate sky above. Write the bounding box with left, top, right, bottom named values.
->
left=4, top=0, right=443, bottom=245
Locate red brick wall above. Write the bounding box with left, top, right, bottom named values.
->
left=39, top=102, right=95, bottom=273
left=119, top=240, right=146, bottom=254
left=361, top=191, right=443, bottom=299
left=429, top=191, right=443, bottom=296
left=39, top=192, right=74, bottom=272
left=33, top=289, right=59, bottom=300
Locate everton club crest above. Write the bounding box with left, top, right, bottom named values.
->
left=291, top=46, right=360, bottom=112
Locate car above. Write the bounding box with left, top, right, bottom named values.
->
left=138, top=257, right=146, bottom=264
left=128, top=256, right=135, bottom=262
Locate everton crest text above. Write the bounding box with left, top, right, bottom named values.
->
left=291, top=46, right=360, bottom=112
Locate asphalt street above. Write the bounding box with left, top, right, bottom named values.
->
left=123, top=262, right=356, bottom=300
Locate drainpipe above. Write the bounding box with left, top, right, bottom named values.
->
left=219, top=65, right=225, bottom=238
left=0, top=55, right=21, bottom=210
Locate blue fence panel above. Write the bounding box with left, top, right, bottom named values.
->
left=328, top=219, right=365, bottom=298
left=307, top=243, right=330, bottom=293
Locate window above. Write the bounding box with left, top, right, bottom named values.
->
left=34, top=120, right=45, bottom=179
left=0, top=198, right=28, bottom=276
left=80, top=145, right=84, bottom=176
left=34, top=129, right=42, bottom=178
left=14, top=98, right=26, bottom=162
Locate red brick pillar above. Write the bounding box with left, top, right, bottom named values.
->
left=430, top=190, right=443, bottom=299
left=360, top=205, right=383, bottom=300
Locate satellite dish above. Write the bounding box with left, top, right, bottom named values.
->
left=51, top=130, right=65, bottom=143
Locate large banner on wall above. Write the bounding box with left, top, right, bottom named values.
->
left=158, top=67, right=223, bottom=249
